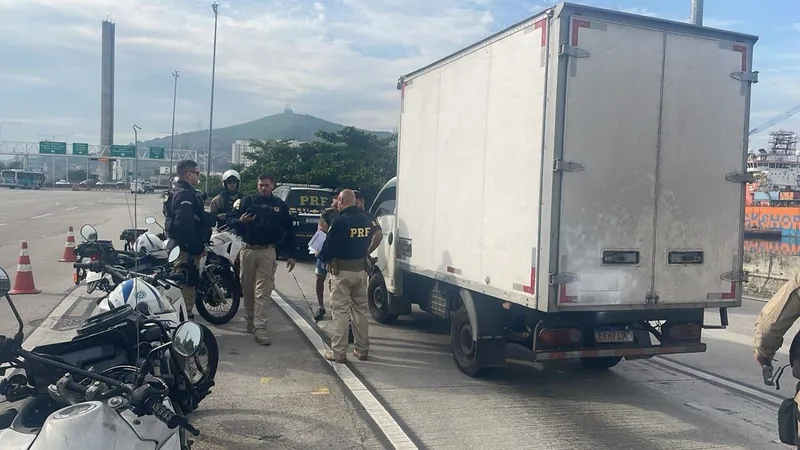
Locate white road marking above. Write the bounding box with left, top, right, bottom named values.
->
left=21, top=288, right=84, bottom=350
left=271, top=292, right=418, bottom=449
left=86, top=202, right=94, bottom=206
left=0, top=223, right=6, bottom=227
left=654, top=357, right=781, bottom=405
left=704, top=328, right=789, bottom=357
left=30, top=213, right=52, bottom=219
left=65, top=207, right=77, bottom=211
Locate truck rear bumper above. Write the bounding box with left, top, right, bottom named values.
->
left=534, top=343, right=706, bottom=361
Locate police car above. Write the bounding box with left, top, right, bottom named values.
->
left=273, top=183, right=334, bottom=256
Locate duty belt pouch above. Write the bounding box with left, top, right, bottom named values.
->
left=778, top=383, right=800, bottom=445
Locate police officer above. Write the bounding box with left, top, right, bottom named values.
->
left=209, top=170, right=242, bottom=228
left=754, top=275, right=800, bottom=365
left=354, top=190, right=384, bottom=255
left=163, top=159, right=213, bottom=320
left=228, top=173, right=296, bottom=346
left=317, top=189, right=373, bottom=362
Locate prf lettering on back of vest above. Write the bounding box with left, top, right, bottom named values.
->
left=299, top=196, right=328, bottom=206
left=349, top=227, right=370, bottom=238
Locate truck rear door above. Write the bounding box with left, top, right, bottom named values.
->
left=555, top=16, right=665, bottom=307
left=554, top=13, right=753, bottom=309
left=651, top=34, right=752, bottom=307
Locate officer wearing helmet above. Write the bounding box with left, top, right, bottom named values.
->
left=210, top=170, right=242, bottom=229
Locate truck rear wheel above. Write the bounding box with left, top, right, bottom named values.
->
left=451, top=306, right=487, bottom=377
left=367, top=274, right=398, bottom=324
left=580, top=356, right=622, bottom=370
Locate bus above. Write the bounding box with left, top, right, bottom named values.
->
left=0, top=170, right=45, bottom=189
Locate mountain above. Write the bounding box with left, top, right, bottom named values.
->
left=140, top=108, right=394, bottom=165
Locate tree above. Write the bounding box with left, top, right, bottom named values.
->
left=6, top=160, right=22, bottom=170
left=241, top=127, right=397, bottom=201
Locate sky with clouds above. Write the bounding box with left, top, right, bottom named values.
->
left=0, top=0, right=798, bottom=150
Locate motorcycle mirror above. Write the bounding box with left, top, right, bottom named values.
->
left=0, top=267, right=10, bottom=297
left=80, top=224, right=98, bottom=242
left=167, top=247, right=181, bottom=263
left=145, top=216, right=157, bottom=225
left=171, top=321, right=203, bottom=357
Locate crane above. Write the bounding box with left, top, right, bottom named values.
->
left=749, top=104, right=800, bottom=136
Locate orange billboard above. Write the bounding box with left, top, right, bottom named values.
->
left=745, top=206, right=800, bottom=233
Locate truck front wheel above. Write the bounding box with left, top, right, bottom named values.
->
left=367, top=274, right=398, bottom=324
left=580, top=356, right=622, bottom=370
left=451, top=306, right=487, bottom=377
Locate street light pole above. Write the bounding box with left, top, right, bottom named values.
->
left=689, top=0, right=704, bottom=25
left=133, top=124, right=142, bottom=232
left=170, top=70, right=179, bottom=179
left=206, top=2, right=219, bottom=193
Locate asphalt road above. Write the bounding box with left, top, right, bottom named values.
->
left=0, top=188, right=796, bottom=449
left=276, top=264, right=796, bottom=450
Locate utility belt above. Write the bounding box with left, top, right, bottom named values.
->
left=328, top=258, right=368, bottom=275
left=244, top=243, right=276, bottom=250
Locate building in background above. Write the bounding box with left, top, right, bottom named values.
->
left=231, top=140, right=256, bottom=168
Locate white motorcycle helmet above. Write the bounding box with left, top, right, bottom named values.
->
left=221, top=170, right=240, bottom=185
left=134, top=232, right=168, bottom=259
left=106, top=278, right=174, bottom=315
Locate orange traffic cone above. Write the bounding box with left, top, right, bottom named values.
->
left=10, top=241, right=41, bottom=295
left=59, top=226, right=78, bottom=262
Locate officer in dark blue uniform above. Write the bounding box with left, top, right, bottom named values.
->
left=227, top=173, right=296, bottom=346
left=163, top=159, right=213, bottom=320
left=317, top=189, right=374, bottom=362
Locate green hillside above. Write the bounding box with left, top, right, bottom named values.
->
left=140, top=109, right=393, bottom=164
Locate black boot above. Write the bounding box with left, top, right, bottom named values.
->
left=314, top=307, right=326, bottom=321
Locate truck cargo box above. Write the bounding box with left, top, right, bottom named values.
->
left=393, top=2, right=757, bottom=313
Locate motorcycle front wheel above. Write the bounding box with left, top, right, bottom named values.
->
left=194, top=269, right=240, bottom=325
left=177, top=323, right=219, bottom=412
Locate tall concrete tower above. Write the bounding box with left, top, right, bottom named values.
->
left=99, top=19, right=115, bottom=181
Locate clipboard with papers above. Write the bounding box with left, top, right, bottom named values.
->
left=307, top=229, right=326, bottom=254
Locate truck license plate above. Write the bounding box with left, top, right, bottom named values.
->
left=306, top=218, right=319, bottom=223
left=594, top=330, right=634, bottom=343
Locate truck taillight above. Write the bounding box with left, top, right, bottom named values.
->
left=665, top=323, right=701, bottom=341
left=538, top=328, right=582, bottom=347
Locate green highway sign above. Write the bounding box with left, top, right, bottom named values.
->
left=72, top=143, right=89, bottom=155
left=149, top=147, right=165, bottom=159
left=39, top=141, right=67, bottom=155
left=110, top=145, right=136, bottom=158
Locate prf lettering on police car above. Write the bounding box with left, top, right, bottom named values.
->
left=349, top=227, right=370, bottom=238
left=299, top=196, right=328, bottom=206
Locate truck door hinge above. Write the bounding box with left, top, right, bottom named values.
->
left=725, top=171, right=756, bottom=183
left=721, top=271, right=749, bottom=283
left=554, top=159, right=584, bottom=172
left=550, top=272, right=578, bottom=285
left=645, top=292, right=659, bottom=304
left=559, top=44, right=590, bottom=59
left=731, top=71, right=759, bottom=83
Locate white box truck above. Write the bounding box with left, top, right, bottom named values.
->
left=366, top=2, right=758, bottom=377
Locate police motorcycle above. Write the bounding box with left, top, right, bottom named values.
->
left=0, top=266, right=203, bottom=449
left=73, top=228, right=171, bottom=295
left=144, top=216, right=242, bottom=325
left=73, top=225, right=219, bottom=413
